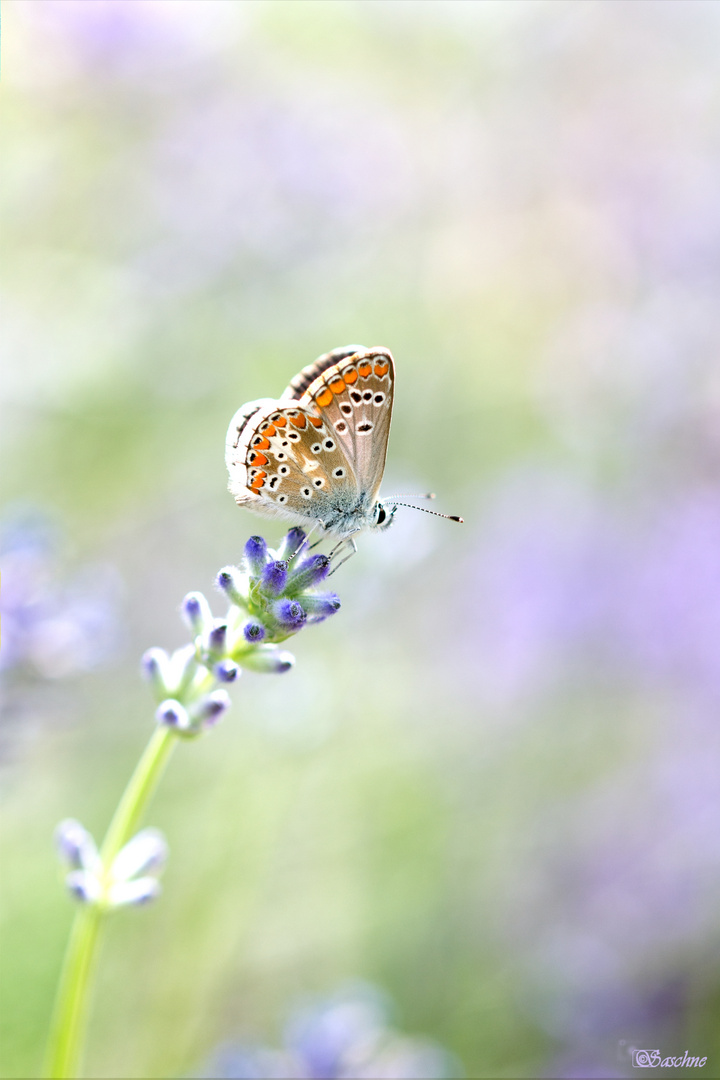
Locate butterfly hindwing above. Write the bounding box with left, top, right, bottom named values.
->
left=226, top=400, right=358, bottom=529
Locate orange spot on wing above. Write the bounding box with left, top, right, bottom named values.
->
left=330, top=378, right=346, bottom=395
left=249, top=452, right=268, bottom=467
left=250, top=471, right=267, bottom=491
left=289, top=413, right=307, bottom=428
left=374, top=362, right=389, bottom=377
left=309, top=415, right=323, bottom=428
left=358, top=362, right=372, bottom=378
left=342, top=367, right=358, bottom=384
left=316, top=388, right=333, bottom=408
left=274, top=416, right=287, bottom=427
left=262, top=424, right=276, bottom=437
left=252, top=436, right=271, bottom=450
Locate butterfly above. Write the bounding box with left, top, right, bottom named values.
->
left=226, top=344, right=461, bottom=549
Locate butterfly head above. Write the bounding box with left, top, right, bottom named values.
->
left=371, top=501, right=398, bottom=532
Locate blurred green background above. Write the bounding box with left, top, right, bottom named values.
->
left=2, top=2, right=720, bottom=1077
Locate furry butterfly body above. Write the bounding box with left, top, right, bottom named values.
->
left=226, top=346, right=396, bottom=540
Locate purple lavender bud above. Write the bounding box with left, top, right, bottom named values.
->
left=155, top=699, right=190, bottom=730
left=241, top=645, right=295, bottom=674
left=55, top=819, right=98, bottom=871
left=207, top=621, right=227, bottom=656
left=181, top=592, right=212, bottom=634
left=244, top=535, right=268, bottom=575
left=214, top=659, right=240, bottom=682
left=108, top=877, right=161, bottom=907
left=65, top=871, right=102, bottom=905
left=243, top=620, right=266, bottom=643
left=278, top=527, right=307, bottom=560
left=272, top=598, right=307, bottom=630
left=194, top=688, right=231, bottom=727
left=288, top=554, right=330, bottom=591
left=216, top=566, right=248, bottom=608
left=260, top=560, right=288, bottom=596
left=111, top=828, right=168, bottom=882
left=301, top=593, right=342, bottom=618
left=141, top=648, right=170, bottom=695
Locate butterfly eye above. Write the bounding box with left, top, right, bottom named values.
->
left=376, top=507, right=387, bottom=525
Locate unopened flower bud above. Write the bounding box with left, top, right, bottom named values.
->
left=141, top=648, right=170, bottom=696
left=288, top=554, right=330, bottom=592
left=108, top=877, right=161, bottom=907
left=243, top=621, right=266, bottom=644
left=111, top=828, right=168, bottom=882
left=260, top=560, right=288, bottom=596
left=207, top=621, right=227, bottom=656
left=215, top=658, right=240, bottom=682
left=216, top=566, right=249, bottom=609
left=244, top=535, right=268, bottom=575
left=301, top=593, right=341, bottom=619
left=272, top=598, right=307, bottom=630
left=155, top=699, right=191, bottom=730
left=277, top=528, right=307, bottom=561
left=181, top=592, right=212, bottom=634
left=193, top=689, right=231, bottom=727
left=66, top=871, right=102, bottom=905
left=240, top=645, right=295, bottom=674
left=55, top=819, right=98, bottom=872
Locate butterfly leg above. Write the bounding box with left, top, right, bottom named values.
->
left=328, top=537, right=357, bottom=576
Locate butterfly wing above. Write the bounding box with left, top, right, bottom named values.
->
left=284, top=346, right=394, bottom=503
left=226, top=399, right=359, bottom=530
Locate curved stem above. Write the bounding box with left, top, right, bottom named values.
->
left=45, top=725, right=177, bottom=1078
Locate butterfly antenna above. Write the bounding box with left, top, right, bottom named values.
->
left=388, top=501, right=463, bottom=523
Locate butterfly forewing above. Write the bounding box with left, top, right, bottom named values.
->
left=295, top=347, right=394, bottom=503
left=282, top=345, right=369, bottom=402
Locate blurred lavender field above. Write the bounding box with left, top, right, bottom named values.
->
left=2, top=2, right=720, bottom=1077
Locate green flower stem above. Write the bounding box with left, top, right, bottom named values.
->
left=45, top=725, right=177, bottom=1079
